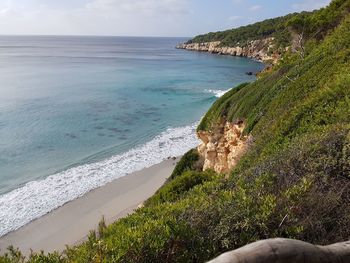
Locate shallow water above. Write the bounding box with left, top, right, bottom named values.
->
left=0, top=36, right=263, bottom=236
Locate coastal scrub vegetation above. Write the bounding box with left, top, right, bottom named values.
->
left=167, top=149, right=202, bottom=180
left=1, top=0, right=350, bottom=262
left=187, top=15, right=296, bottom=50
left=188, top=0, right=350, bottom=54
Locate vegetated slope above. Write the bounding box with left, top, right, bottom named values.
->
left=187, top=14, right=294, bottom=51
left=187, top=0, right=350, bottom=53
left=1, top=1, right=350, bottom=262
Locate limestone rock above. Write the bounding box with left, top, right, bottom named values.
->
left=197, top=121, right=250, bottom=174
left=176, top=37, right=279, bottom=64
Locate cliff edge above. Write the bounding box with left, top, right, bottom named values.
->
left=176, top=38, right=279, bottom=63
left=197, top=120, right=250, bottom=174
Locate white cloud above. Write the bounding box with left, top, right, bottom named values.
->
left=0, top=0, right=15, bottom=14
left=249, top=5, right=262, bottom=11
left=292, top=0, right=331, bottom=11
left=0, top=0, right=191, bottom=36
left=0, top=0, right=333, bottom=37
left=86, top=0, right=189, bottom=16
left=0, top=7, right=10, bottom=14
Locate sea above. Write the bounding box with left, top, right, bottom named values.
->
left=0, top=36, right=263, bottom=236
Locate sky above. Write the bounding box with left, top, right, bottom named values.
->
left=0, top=0, right=332, bottom=37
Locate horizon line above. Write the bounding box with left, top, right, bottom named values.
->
left=0, top=33, right=193, bottom=39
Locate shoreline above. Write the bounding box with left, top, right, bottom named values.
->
left=0, top=123, right=199, bottom=239
left=176, top=40, right=278, bottom=64
left=0, top=157, right=179, bottom=255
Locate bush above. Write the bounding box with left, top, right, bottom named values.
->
left=169, top=149, right=202, bottom=180
left=145, top=170, right=217, bottom=206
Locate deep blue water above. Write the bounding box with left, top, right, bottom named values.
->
left=0, top=36, right=263, bottom=236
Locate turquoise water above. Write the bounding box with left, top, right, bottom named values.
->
left=0, top=36, right=263, bottom=236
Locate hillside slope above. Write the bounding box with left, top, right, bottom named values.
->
left=177, top=0, right=350, bottom=63
left=1, top=0, right=350, bottom=262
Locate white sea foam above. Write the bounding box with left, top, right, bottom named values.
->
left=0, top=123, right=199, bottom=237
left=205, top=89, right=231, bottom=98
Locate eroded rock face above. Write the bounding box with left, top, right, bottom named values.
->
left=197, top=121, right=250, bottom=174
left=176, top=38, right=279, bottom=63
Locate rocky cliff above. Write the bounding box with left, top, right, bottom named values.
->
left=197, top=120, right=250, bottom=174
left=176, top=38, right=279, bottom=63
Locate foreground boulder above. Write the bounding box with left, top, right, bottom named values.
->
left=208, top=238, right=350, bottom=263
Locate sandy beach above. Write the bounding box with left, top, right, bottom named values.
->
left=0, top=158, right=178, bottom=255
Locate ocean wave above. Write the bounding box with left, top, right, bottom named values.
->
left=205, top=89, right=231, bottom=98
left=0, top=123, right=199, bottom=237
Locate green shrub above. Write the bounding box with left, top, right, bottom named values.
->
left=169, top=149, right=202, bottom=180
left=145, top=170, right=217, bottom=206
